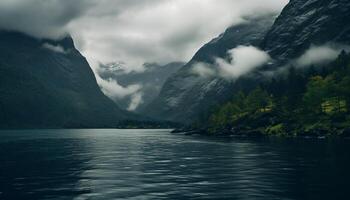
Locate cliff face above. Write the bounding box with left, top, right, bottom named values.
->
left=261, top=0, right=350, bottom=63
left=0, top=31, right=134, bottom=128
left=144, top=16, right=275, bottom=123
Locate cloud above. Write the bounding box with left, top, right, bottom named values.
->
left=0, top=0, right=288, bottom=70
left=92, top=66, right=146, bottom=110
left=74, top=0, right=288, bottom=69
left=42, top=43, right=68, bottom=54
left=128, top=92, right=144, bottom=111
left=192, top=62, right=216, bottom=78
left=97, top=77, right=142, bottom=100
left=191, top=46, right=271, bottom=80
left=295, top=44, right=349, bottom=67
left=259, top=44, right=350, bottom=78
left=216, top=46, right=271, bottom=80
left=0, top=0, right=91, bottom=39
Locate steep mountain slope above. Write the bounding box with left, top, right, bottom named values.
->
left=0, top=31, right=135, bottom=128
left=144, top=15, right=276, bottom=123
left=147, top=0, right=350, bottom=124
left=261, top=0, right=350, bottom=63
left=98, top=62, right=184, bottom=112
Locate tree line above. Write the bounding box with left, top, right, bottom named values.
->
left=207, top=51, right=350, bottom=136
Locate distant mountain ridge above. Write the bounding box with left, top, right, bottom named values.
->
left=98, top=62, right=184, bottom=112
left=0, top=31, right=136, bottom=128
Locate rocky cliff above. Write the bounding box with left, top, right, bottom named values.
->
left=261, top=0, right=350, bottom=63
left=0, top=31, right=135, bottom=128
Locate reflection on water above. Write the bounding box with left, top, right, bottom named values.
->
left=0, top=129, right=350, bottom=199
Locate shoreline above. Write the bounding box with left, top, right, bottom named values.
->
left=171, top=127, right=350, bottom=139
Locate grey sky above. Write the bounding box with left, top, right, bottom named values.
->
left=0, top=0, right=288, bottom=71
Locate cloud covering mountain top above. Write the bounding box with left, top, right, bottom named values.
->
left=0, top=0, right=288, bottom=70
left=0, top=0, right=288, bottom=110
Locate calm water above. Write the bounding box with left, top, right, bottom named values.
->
left=0, top=129, right=350, bottom=200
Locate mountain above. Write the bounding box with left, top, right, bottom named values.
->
left=146, top=0, right=350, bottom=124
left=261, top=0, right=350, bottom=64
left=144, top=15, right=276, bottom=124
left=0, top=31, right=136, bottom=128
left=98, top=62, right=184, bottom=112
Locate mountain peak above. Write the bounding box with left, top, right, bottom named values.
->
left=0, top=31, right=136, bottom=128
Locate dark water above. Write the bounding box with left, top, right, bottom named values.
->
left=0, top=130, right=350, bottom=200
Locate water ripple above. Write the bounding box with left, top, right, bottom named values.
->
left=0, top=129, right=350, bottom=199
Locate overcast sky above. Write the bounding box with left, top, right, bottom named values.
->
left=0, top=0, right=288, bottom=71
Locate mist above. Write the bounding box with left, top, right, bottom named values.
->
left=295, top=44, right=350, bottom=67
left=192, top=46, right=271, bottom=80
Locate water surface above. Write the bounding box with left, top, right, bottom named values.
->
left=0, top=129, right=350, bottom=199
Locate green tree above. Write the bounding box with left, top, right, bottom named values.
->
left=303, top=75, right=336, bottom=114
left=246, top=87, right=272, bottom=113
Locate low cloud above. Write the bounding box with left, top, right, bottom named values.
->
left=192, top=46, right=271, bottom=80
left=191, top=44, right=350, bottom=82
left=95, top=75, right=145, bottom=111
left=217, top=46, right=271, bottom=79
left=128, top=92, right=144, bottom=111
left=261, top=44, right=350, bottom=78
left=42, top=43, right=68, bottom=54
left=192, top=62, right=216, bottom=78
left=97, top=77, right=142, bottom=100
left=295, top=44, right=350, bottom=67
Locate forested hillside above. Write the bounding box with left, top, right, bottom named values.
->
left=202, top=51, right=350, bottom=136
